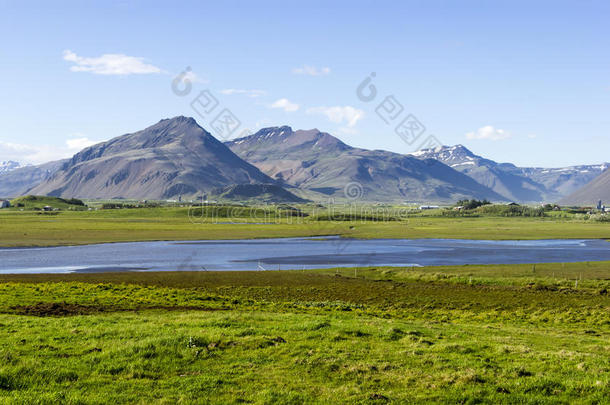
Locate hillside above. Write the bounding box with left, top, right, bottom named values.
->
left=29, top=117, right=276, bottom=200
left=518, top=164, right=608, bottom=198
left=0, top=160, right=66, bottom=198
left=411, top=145, right=607, bottom=203
left=10, top=195, right=86, bottom=210
left=226, top=127, right=505, bottom=203
left=210, top=184, right=309, bottom=203
left=559, top=169, right=610, bottom=206
left=411, top=145, right=548, bottom=202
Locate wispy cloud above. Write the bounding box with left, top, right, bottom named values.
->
left=63, top=50, right=162, bottom=75
left=466, top=125, right=512, bottom=141
left=0, top=136, right=101, bottom=165
left=65, top=136, right=98, bottom=150
left=270, top=98, right=299, bottom=112
left=306, top=106, right=364, bottom=127
left=292, top=65, right=331, bottom=76
left=220, top=89, right=266, bottom=98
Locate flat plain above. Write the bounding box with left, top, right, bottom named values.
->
left=1, top=206, right=609, bottom=247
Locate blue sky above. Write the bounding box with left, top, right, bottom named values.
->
left=1, top=0, right=609, bottom=166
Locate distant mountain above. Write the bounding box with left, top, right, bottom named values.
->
left=11, top=117, right=603, bottom=204
left=559, top=169, right=610, bottom=206
left=29, top=117, right=277, bottom=199
left=0, top=160, right=25, bottom=174
left=411, top=145, right=608, bottom=203
left=0, top=160, right=66, bottom=198
left=226, top=127, right=505, bottom=202
left=516, top=164, right=608, bottom=199
left=411, top=145, right=548, bottom=202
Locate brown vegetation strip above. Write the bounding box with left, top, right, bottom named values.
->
left=7, top=302, right=228, bottom=317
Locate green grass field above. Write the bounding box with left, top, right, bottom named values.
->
left=0, top=207, right=608, bottom=403
left=0, top=263, right=608, bottom=404
left=1, top=206, right=609, bottom=247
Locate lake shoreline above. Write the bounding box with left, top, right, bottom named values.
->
left=2, top=238, right=610, bottom=275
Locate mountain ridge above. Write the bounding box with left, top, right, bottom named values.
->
left=559, top=168, right=610, bottom=206
left=28, top=116, right=276, bottom=199
left=3, top=117, right=606, bottom=204
left=227, top=127, right=506, bottom=202
left=410, top=145, right=608, bottom=202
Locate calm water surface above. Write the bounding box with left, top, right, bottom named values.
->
left=0, top=237, right=609, bottom=274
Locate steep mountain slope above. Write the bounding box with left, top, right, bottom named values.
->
left=29, top=117, right=275, bottom=199
left=517, top=164, right=608, bottom=198
left=559, top=169, right=610, bottom=206
left=411, top=145, right=607, bottom=203
left=0, top=160, right=66, bottom=197
left=226, top=127, right=505, bottom=202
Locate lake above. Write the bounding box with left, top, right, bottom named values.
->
left=1, top=237, right=610, bottom=274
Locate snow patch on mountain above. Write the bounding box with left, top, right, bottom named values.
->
left=0, top=161, right=27, bottom=175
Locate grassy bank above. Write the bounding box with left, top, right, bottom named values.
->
left=1, top=207, right=609, bottom=247
left=0, top=263, right=608, bottom=403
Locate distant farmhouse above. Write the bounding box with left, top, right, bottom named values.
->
left=0, top=200, right=10, bottom=209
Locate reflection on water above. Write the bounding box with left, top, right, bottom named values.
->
left=0, top=237, right=609, bottom=274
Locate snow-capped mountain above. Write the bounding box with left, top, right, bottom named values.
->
left=410, top=145, right=608, bottom=203
left=0, top=160, right=65, bottom=198
left=0, top=161, right=25, bottom=175
left=411, top=145, right=548, bottom=202
left=516, top=164, right=608, bottom=198
left=227, top=129, right=505, bottom=202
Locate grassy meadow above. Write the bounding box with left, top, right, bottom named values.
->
left=0, top=263, right=608, bottom=404
left=0, top=204, right=608, bottom=403
left=0, top=204, right=609, bottom=247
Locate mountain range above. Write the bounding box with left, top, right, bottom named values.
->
left=226, top=127, right=504, bottom=202
left=0, top=160, right=66, bottom=198
left=559, top=169, right=610, bottom=206
left=0, top=116, right=607, bottom=204
left=411, top=145, right=608, bottom=203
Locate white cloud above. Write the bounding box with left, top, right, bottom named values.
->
left=270, top=98, right=299, bottom=112
left=292, top=65, right=331, bottom=76
left=465, top=126, right=512, bottom=141
left=220, top=89, right=266, bottom=98
left=0, top=136, right=101, bottom=165
left=65, top=137, right=98, bottom=150
left=306, top=106, right=364, bottom=127
left=63, top=50, right=162, bottom=75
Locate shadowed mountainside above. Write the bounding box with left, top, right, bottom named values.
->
left=226, top=127, right=506, bottom=202
left=29, top=117, right=276, bottom=199
left=559, top=168, right=610, bottom=206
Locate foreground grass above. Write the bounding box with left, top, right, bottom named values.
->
left=1, top=310, right=608, bottom=404
left=1, top=207, right=609, bottom=247
left=0, top=263, right=608, bottom=403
